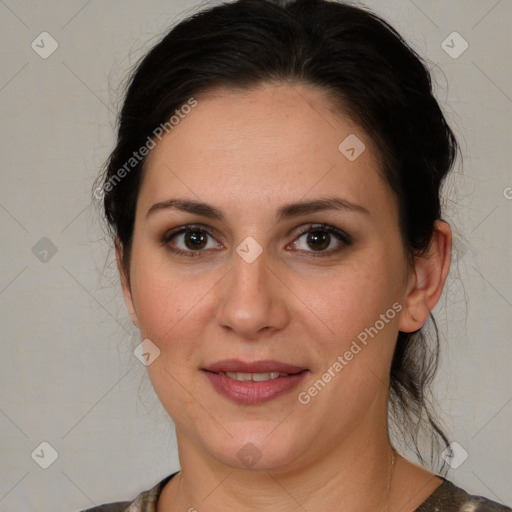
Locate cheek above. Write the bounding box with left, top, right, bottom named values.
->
left=132, top=273, right=215, bottom=352
left=129, top=253, right=217, bottom=423
left=300, top=252, right=403, bottom=342
left=293, top=245, right=405, bottom=410
left=128, top=245, right=223, bottom=407
left=129, top=239, right=210, bottom=338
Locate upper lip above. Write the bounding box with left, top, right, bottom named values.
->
left=203, top=359, right=307, bottom=374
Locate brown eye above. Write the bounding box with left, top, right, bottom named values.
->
left=290, top=224, right=352, bottom=256
left=162, top=225, right=222, bottom=256
left=184, top=230, right=208, bottom=250
left=306, top=230, right=330, bottom=251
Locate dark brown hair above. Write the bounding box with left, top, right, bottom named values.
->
left=96, top=0, right=459, bottom=471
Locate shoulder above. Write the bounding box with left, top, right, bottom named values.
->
left=77, top=472, right=179, bottom=512
left=79, top=504, right=131, bottom=512
left=417, top=478, right=512, bottom=512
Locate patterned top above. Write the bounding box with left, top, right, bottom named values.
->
left=80, top=472, right=512, bottom=512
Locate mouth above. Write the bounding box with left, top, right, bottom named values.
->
left=214, top=371, right=292, bottom=382
left=202, top=359, right=309, bottom=404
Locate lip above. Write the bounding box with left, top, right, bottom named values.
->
left=202, top=359, right=309, bottom=405
left=203, top=359, right=307, bottom=374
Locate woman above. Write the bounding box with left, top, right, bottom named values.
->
left=86, top=0, right=511, bottom=510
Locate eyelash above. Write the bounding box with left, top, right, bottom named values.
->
left=161, top=223, right=353, bottom=258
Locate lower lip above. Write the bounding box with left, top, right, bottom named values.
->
left=203, top=370, right=308, bottom=404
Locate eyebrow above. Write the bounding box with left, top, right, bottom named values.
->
left=146, top=197, right=369, bottom=221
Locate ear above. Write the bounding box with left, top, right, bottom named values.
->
left=115, top=238, right=139, bottom=328
left=398, top=220, right=452, bottom=332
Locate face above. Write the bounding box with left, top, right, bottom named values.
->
left=120, top=83, right=415, bottom=472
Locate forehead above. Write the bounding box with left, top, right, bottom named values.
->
left=138, top=83, right=394, bottom=221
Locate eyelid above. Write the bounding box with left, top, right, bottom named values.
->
left=161, top=222, right=353, bottom=256
left=161, top=223, right=222, bottom=243
left=292, top=223, right=352, bottom=244
left=288, top=223, right=353, bottom=256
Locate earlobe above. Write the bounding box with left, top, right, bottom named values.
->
left=398, top=220, right=452, bottom=333
left=115, top=239, right=139, bottom=328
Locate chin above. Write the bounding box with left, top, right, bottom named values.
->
left=200, top=428, right=308, bottom=472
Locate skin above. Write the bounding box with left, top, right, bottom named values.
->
left=117, top=82, right=452, bottom=511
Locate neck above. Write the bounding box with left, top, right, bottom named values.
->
left=162, top=421, right=397, bottom=512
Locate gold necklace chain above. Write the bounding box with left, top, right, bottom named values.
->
left=385, top=448, right=398, bottom=512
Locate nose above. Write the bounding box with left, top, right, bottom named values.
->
left=215, top=246, right=290, bottom=339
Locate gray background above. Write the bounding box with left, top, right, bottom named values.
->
left=0, top=1, right=511, bottom=511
